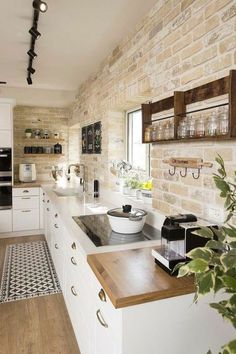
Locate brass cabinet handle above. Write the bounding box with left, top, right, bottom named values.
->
left=71, top=286, right=77, bottom=296
left=47, top=200, right=50, bottom=203
left=43, top=192, right=45, bottom=196
left=71, top=242, right=76, bottom=250
left=71, top=257, right=77, bottom=266
left=55, top=243, right=59, bottom=249
left=43, top=199, right=45, bottom=203
left=54, top=224, right=59, bottom=228
left=23, top=190, right=29, bottom=193
left=22, top=197, right=30, bottom=200
left=55, top=213, right=58, bottom=218
left=96, top=309, right=108, bottom=328
left=47, top=208, right=50, bottom=211
left=98, top=288, right=107, bottom=302
left=21, top=210, right=31, bottom=213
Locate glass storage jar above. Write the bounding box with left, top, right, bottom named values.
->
left=169, top=121, right=174, bottom=139
left=157, top=123, right=163, bottom=140
left=195, top=115, right=205, bottom=137
left=206, top=112, right=218, bottom=137
left=187, top=116, right=196, bottom=138
left=144, top=126, right=151, bottom=142
left=177, top=120, right=187, bottom=139
left=218, top=111, right=229, bottom=135
left=163, top=122, right=170, bottom=140
left=151, top=124, right=157, bottom=141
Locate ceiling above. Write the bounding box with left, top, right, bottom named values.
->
left=0, top=0, right=157, bottom=95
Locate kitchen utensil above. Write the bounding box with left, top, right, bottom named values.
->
left=107, top=205, right=147, bottom=234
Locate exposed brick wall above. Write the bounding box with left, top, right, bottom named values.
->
left=70, top=0, right=236, bottom=217
left=14, top=106, right=70, bottom=181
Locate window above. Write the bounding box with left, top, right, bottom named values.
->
left=127, top=109, right=150, bottom=174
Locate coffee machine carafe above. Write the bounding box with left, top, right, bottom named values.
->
left=152, top=214, right=215, bottom=274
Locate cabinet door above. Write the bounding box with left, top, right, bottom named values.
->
left=0, top=209, right=12, bottom=233
left=39, top=188, right=44, bottom=229
left=13, top=209, right=39, bottom=231
left=0, top=103, right=11, bottom=129
left=0, top=130, right=11, bottom=148
left=13, top=196, right=39, bottom=210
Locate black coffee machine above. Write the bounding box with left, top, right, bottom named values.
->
left=152, top=214, right=215, bottom=274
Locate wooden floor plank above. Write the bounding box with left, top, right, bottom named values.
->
left=0, top=235, right=80, bottom=354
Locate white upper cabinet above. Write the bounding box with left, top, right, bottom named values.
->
left=0, top=103, right=12, bottom=130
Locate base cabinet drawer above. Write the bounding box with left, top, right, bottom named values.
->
left=13, top=196, right=39, bottom=210
left=13, top=209, right=39, bottom=231
left=13, top=187, right=40, bottom=197
left=0, top=209, right=12, bottom=233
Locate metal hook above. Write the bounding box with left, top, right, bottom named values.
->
left=168, top=166, right=176, bottom=176
left=180, top=167, right=187, bottom=177
left=192, top=169, right=201, bottom=179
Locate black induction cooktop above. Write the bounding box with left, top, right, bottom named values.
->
left=73, top=214, right=161, bottom=247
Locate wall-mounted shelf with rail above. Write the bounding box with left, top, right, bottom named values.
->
left=23, top=138, right=65, bottom=144
left=142, top=70, right=236, bottom=144
left=23, top=154, right=64, bottom=157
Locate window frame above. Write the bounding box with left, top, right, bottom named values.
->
left=126, top=108, right=150, bottom=176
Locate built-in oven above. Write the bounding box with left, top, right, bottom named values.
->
left=0, top=148, right=12, bottom=209
left=0, top=148, right=12, bottom=177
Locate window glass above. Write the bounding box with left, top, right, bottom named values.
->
left=127, top=109, right=150, bottom=174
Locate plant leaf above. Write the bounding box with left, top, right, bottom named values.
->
left=220, top=275, right=236, bottom=291
left=194, top=227, right=214, bottom=239
left=187, top=259, right=209, bottom=273
left=187, top=247, right=213, bottom=261
left=221, top=339, right=236, bottom=354
left=196, top=271, right=215, bottom=295
left=177, top=264, right=190, bottom=278
left=221, top=249, right=236, bottom=270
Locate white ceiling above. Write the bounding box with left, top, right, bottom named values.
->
left=0, top=0, right=157, bottom=95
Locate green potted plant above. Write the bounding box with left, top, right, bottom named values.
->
left=176, top=155, right=236, bottom=354
left=25, top=128, right=32, bottom=138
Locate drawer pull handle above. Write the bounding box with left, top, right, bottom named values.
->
left=71, top=242, right=76, bottom=250
left=43, top=193, right=45, bottom=196
left=23, top=190, right=29, bottom=193
left=54, top=224, right=59, bottom=228
left=71, top=286, right=77, bottom=296
left=47, top=200, right=50, bottom=203
left=96, top=309, right=108, bottom=328
left=47, top=208, right=50, bottom=211
left=55, top=243, right=59, bottom=249
left=98, top=289, right=107, bottom=302
left=43, top=199, right=45, bottom=203
left=71, top=257, right=77, bottom=266
left=55, top=213, right=58, bottom=218
left=22, top=197, right=30, bottom=200
left=22, top=210, right=31, bottom=213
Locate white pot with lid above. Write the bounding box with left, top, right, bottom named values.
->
left=107, top=205, right=147, bottom=234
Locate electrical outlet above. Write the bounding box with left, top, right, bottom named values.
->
left=206, top=206, right=225, bottom=223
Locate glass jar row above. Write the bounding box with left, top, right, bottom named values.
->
left=145, top=121, right=174, bottom=142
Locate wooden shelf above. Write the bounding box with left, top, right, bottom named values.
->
left=142, top=69, right=236, bottom=144
left=23, top=154, right=64, bottom=157
left=24, top=138, right=65, bottom=144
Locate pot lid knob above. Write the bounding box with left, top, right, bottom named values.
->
left=122, top=204, right=132, bottom=213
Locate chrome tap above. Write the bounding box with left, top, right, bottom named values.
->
left=67, top=163, right=85, bottom=192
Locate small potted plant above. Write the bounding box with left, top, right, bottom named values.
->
left=128, top=177, right=142, bottom=197
left=25, top=128, right=32, bottom=138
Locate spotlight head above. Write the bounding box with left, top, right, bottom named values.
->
left=27, top=49, right=37, bottom=59
left=33, top=0, right=48, bottom=13
left=27, top=67, right=36, bottom=74
left=27, top=76, right=33, bottom=85
left=29, top=27, right=41, bottom=39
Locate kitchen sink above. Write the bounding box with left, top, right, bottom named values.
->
left=53, top=187, right=82, bottom=197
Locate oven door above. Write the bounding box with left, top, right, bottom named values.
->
left=0, top=148, right=12, bottom=175
left=0, top=182, right=12, bottom=209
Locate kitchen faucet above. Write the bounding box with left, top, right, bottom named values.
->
left=67, top=163, right=85, bottom=192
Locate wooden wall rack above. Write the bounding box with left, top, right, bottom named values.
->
left=142, top=70, right=236, bottom=144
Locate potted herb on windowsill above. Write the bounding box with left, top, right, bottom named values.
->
left=176, top=155, right=236, bottom=354
left=25, top=128, right=32, bottom=138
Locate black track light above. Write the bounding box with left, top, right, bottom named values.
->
left=33, top=0, right=48, bottom=13
left=27, top=49, right=37, bottom=59
left=29, top=27, right=41, bottom=39
left=27, top=67, right=36, bottom=74
left=27, top=76, right=33, bottom=85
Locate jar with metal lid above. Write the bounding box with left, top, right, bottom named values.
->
left=163, top=122, right=170, bottom=140
left=206, top=112, right=218, bottom=137
left=157, top=123, right=163, bottom=140
left=151, top=124, right=158, bottom=141
left=177, top=120, right=187, bottom=139
left=218, top=111, right=229, bottom=135
left=187, top=116, right=196, bottom=138
left=169, top=121, right=174, bottom=139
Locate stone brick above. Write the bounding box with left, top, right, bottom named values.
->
left=149, top=22, right=163, bottom=40
left=155, top=200, right=171, bottom=214
left=156, top=48, right=172, bottom=64
left=171, top=8, right=191, bottom=30
left=222, top=4, right=236, bottom=21
left=181, top=67, right=204, bottom=85
left=205, top=24, right=233, bottom=46
left=164, top=30, right=182, bottom=48
left=181, top=199, right=203, bottom=214
left=172, top=33, right=192, bottom=54
left=205, top=0, right=232, bottom=18
left=192, top=46, right=217, bottom=66
left=181, top=40, right=204, bottom=60
left=219, top=34, right=236, bottom=53
left=204, top=147, right=233, bottom=161
left=170, top=183, right=189, bottom=196
left=181, top=0, right=195, bottom=11
left=164, top=5, right=181, bottom=26
left=205, top=54, right=232, bottom=74
left=193, top=15, right=220, bottom=41
left=163, top=192, right=179, bottom=205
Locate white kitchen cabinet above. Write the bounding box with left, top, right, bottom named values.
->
left=0, top=209, right=12, bottom=232
left=0, top=130, right=11, bottom=147
left=13, top=208, right=39, bottom=231
left=13, top=187, right=40, bottom=231
left=39, top=188, right=44, bottom=229
left=0, top=103, right=11, bottom=129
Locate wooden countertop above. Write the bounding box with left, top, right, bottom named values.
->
left=13, top=181, right=51, bottom=188
left=87, top=246, right=195, bottom=309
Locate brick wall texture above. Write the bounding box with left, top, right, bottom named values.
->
left=14, top=106, right=70, bottom=181
left=70, top=0, right=236, bottom=217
